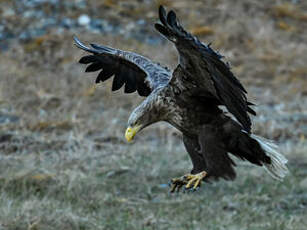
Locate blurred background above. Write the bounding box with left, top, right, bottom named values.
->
left=0, top=0, right=307, bottom=229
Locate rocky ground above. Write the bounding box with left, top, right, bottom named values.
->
left=0, top=0, right=307, bottom=229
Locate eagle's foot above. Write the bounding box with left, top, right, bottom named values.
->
left=169, top=171, right=207, bottom=193
left=184, top=171, right=207, bottom=190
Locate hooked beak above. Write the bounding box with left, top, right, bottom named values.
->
left=125, top=124, right=142, bottom=142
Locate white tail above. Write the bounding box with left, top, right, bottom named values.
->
left=252, top=135, right=288, bottom=180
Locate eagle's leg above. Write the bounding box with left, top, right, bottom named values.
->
left=169, top=135, right=208, bottom=192
left=169, top=171, right=207, bottom=192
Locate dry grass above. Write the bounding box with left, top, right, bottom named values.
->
left=1, top=0, right=307, bottom=229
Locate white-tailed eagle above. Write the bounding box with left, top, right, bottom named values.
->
left=74, top=6, right=288, bottom=192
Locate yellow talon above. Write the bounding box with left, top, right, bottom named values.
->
left=185, top=171, right=207, bottom=190
left=193, top=178, right=201, bottom=189
left=186, top=177, right=196, bottom=188
left=169, top=176, right=187, bottom=193
left=170, top=171, right=207, bottom=192
left=184, top=174, right=194, bottom=180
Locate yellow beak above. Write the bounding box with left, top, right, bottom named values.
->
left=125, top=125, right=142, bottom=142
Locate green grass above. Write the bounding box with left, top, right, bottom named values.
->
left=0, top=130, right=306, bottom=229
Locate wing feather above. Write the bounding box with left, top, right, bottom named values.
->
left=112, top=74, right=125, bottom=91
left=96, top=67, right=114, bottom=83
left=155, top=6, right=253, bottom=132
left=85, top=62, right=103, bottom=72
left=74, top=36, right=171, bottom=97
left=79, top=55, right=97, bottom=64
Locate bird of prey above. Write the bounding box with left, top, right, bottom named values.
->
left=74, top=6, right=288, bottom=192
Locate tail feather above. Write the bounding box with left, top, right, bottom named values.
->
left=252, top=135, right=288, bottom=180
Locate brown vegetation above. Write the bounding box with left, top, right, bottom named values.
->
left=0, top=0, right=306, bottom=229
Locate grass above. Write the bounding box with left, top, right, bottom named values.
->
left=1, top=0, right=307, bottom=229
left=0, top=135, right=306, bottom=229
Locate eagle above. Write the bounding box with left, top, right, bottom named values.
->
left=74, top=6, right=288, bottom=192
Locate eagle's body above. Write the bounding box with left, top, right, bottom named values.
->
left=147, top=75, right=222, bottom=137
left=75, top=6, right=288, bottom=191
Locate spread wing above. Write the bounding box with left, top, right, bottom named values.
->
left=74, top=36, right=171, bottom=97
left=155, top=6, right=254, bottom=132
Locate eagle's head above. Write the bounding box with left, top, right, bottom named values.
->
left=125, top=94, right=163, bottom=142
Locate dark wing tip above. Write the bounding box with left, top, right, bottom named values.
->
left=79, top=55, right=97, bottom=64
left=159, top=5, right=165, bottom=12
left=154, top=23, right=171, bottom=37
left=159, top=5, right=177, bottom=28
left=96, top=67, right=114, bottom=84
left=167, top=10, right=177, bottom=27
left=247, top=102, right=257, bottom=116
left=112, top=74, right=125, bottom=91
left=85, top=62, right=102, bottom=72
left=248, top=107, right=257, bottom=116
left=159, top=5, right=167, bottom=26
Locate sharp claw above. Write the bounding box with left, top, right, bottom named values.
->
left=193, top=180, right=201, bottom=189
left=177, top=184, right=184, bottom=193
left=170, top=184, right=177, bottom=193
left=169, top=171, right=207, bottom=193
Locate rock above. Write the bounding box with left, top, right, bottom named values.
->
left=44, top=17, right=57, bottom=28
left=0, top=113, right=19, bottom=124
left=19, top=31, right=31, bottom=41
left=136, top=19, right=146, bottom=26
left=300, top=125, right=307, bottom=135
left=21, top=0, right=59, bottom=8
left=2, top=8, right=15, bottom=18
left=75, top=0, right=87, bottom=9
left=0, top=42, right=9, bottom=52
left=19, top=29, right=45, bottom=41
left=78, top=14, right=90, bottom=26
left=0, top=0, right=183, bottom=49
left=90, top=19, right=104, bottom=33
left=0, top=134, right=13, bottom=143
left=23, top=10, right=38, bottom=18
left=61, top=18, right=74, bottom=29
left=300, top=178, right=307, bottom=189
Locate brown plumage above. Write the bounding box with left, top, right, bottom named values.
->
left=74, top=6, right=288, bottom=192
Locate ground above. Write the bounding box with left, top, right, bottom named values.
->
left=0, top=0, right=307, bottom=229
